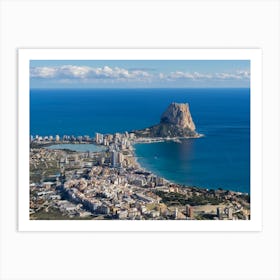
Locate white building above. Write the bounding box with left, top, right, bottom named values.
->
left=95, top=133, right=103, bottom=144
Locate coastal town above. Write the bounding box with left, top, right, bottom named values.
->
left=30, top=130, right=250, bottom=221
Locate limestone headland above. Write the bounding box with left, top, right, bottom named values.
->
left=132, top=102, right=202, bottom=139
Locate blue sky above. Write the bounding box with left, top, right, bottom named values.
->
left=30, top=60, right=250, bottom=88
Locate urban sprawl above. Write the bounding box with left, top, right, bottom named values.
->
left=30, top=132, right=250, bottom=220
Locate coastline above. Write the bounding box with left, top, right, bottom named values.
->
left=30, top=132, right=250, bottom=220
left=33, top=133, right=248, bottom=195
left=132, top=133, right=204, bottom=144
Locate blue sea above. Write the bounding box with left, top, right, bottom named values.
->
left=30, top=88, right=250, bottom=193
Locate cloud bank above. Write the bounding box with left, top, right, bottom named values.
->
left=30, top=65, right=152, bottom=81
left=30, top=65, right=250, bottom=86
left=164, top=70, right=250, bottom=81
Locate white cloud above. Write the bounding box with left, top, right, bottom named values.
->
left=236, top=70, right=250, bottom=79
left=30, top=65, right=152, bottom=81
left=166, top=71, right=213, bottom=80
left=59, top=65, right=91, bottom=78
left=165, top=70, right=250, bottom=81
left=30, top=67, right=58, bottom=78
left=30, top=65, right=250, bottom=85
left=214, top=71, right=250, bottom=80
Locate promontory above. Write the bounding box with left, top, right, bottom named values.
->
left=132, top=102, right=201, bottom=138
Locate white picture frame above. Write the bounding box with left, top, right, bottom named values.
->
left=18, top=48, right=262, bottom=232
left=1, top=1, right=279, bottom=279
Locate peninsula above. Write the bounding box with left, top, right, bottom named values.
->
left=133, top=102, right=201, bottom=139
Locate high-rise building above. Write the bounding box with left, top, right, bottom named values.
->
left=156, top=177, right=164, bottom=186
left=111, top=151, right=118, bottom=167
left=174, top=208, right=178, bottom=219
left=228, top=207, right=233, bottom=220
left=107, top=134, right=113, bottom=142
left=118, top=152, right=124, bottom=164
left=217, top=207, right=223, bottom=220
left=55, top=135, right=60, bottom=142
left=95, top=133, right=103, bottom=144
left=98, top=156, right=105, bottom=166
left=186, top=204, right=193, bottom=219
left=115, top=133, right=121, bottom=139
left=110, top=151, right=124, bottom=167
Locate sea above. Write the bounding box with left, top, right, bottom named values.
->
left=30, top=88, right=250, bottom=193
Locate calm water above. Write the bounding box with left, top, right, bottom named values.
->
left=47, top=144, right=105, bottom=152
left=30, top=88, right=250, bottom=193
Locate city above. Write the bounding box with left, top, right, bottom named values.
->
left=30, top=132, right=250, bottom=220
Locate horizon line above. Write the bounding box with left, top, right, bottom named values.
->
left=30, top=87, right=250, bottom=90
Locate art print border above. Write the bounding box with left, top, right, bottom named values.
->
left=18, top=48, right=262, bottom=231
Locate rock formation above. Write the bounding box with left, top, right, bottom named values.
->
left=160, top=102, right=196, bottom=131
left=133, top=102, right=199, bottom=138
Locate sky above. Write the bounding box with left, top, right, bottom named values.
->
left=30, top=60, right=250, bottom=88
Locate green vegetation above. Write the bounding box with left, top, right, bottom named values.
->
left=30, top=207, right=93, bottom=220
left=30, top=166, right=60, bottom=183
left=154, top=190, right=222, bottom=207
left=235, top=211, right=245, bottom=220
left=196, top=213, right=216, bottom=220
left=30, top=142, right=52, bottom=149
left=240, top=194, right=250, bottom=203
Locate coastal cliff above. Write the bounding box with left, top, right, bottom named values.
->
left=133, top=102, right=199, bottom=138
